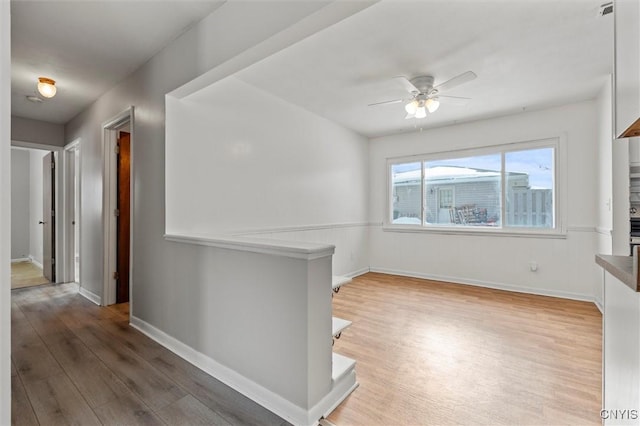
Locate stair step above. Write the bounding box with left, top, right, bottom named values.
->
left=332, top=275, right=352, bottom=291
left=332, top=352, right=356, bottom=382
left=332, top=317, right=352, bottom=337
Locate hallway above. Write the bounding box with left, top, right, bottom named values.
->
left=11, top=283, right=286, bottom=425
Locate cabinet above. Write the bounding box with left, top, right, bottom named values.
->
left=603, top=269, right=640, bottom=425
left=614, top=0, right=640, bottom=138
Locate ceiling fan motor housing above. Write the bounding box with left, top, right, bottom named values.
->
left=410, top=75, right=435, bottom=94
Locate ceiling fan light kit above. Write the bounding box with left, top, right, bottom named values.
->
left=37, top=76, right=57, bottom=98
left=425, top=98, right=440, bottom=113
left=403, top=96, right=440, bottom=119
left=405, top=99, right=418, bottom=114
left=370, top=71, right=476, bottom=120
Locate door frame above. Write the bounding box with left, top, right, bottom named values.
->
left=102, top=107, right=134, bottom=306
left=63, top=139, right=80, bottom=284
left=11, top=140, right=64, bottom=283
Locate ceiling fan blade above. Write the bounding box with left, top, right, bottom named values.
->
left=437, top=94, right=470, bottom=100
left=433, top=71, right=477, bottom=93
left=368, top=98, right=405, bottom=107
left=393, top=76, right=420, bottom=95
left=436, top=95, right=469, bottom=106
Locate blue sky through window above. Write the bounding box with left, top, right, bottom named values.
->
left=392, top=148, right=553, bottom=189
left=505, top=148, right=553, bottom=189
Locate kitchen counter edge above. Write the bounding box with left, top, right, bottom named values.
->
left=596, top=254, right=639, bottom=292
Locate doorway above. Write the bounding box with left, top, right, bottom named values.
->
left=102, top=107, right=133, bottom=307
left=63, top=140, right=80, bottom=285
left=10, top=145, right=60, bottom=289
left=116, top=131, right=130, bottom=303
left=42, top=152, right=55, bottom=282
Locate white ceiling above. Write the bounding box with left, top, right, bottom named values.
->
left=11, top=0, right=613, bottom=137
left=11, top=0, right=224, bottom=124
left=235, top=0, right=614, bottom=137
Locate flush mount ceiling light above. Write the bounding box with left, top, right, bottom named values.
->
left=26, top=95, right=44, bottom=103
left=37, top=77, right=57, bottom=98
left=369, top=71, right=476, bottom=119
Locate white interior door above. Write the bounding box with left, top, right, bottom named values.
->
left=42, top=152, right=55, bottom=282
left=74, top=148, right=80, bottom=282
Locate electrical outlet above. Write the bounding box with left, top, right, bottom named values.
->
left=529, top=261, right=538, bottom=272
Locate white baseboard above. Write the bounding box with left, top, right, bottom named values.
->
left=344, top=267, right=369, bottom=279
left=594, top=298, right=604, bottom=314
left=369, top=267, right=599, bottom=306
left=319, top=371, right=358, bottom=420
left=11, top=257, right=29, bottom=263
left=130, top=315, right=349, bottom=426
left=29, top=256, right=43, bottom=269
left=78, top=286, right=101, bottom=306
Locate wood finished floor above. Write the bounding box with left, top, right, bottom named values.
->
left=328, top=273, right=603, bottom=426
left=10, top=283, right=287, bottom=426
left=11, top=274, right=603, bottom=426
left=11, top=261, right=49, bottom=289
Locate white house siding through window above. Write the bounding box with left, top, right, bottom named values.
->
left=390, top=141, right=556, bottom=230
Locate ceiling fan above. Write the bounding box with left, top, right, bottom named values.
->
left=369, top=71, right=477, bottom=119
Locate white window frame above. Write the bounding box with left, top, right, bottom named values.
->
left=385, top=136, right=567, bottom=238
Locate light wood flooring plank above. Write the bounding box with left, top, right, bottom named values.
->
left=23, top=373, right=101, bottom=425
left=95, top=311, right=285, bottom=425
left=48, top=334, right=145, bottom=410
left=107, top=302, right=130, bottom=318
left=67, top=321, right=187, bottom=411
left=327, top=272, right=602, bottom=426
left=19, top=301, right=78, bottom=347
left=155, top=395, right=232, bottom=426
left=11, top=302, right=27, bottom=327
left=148, top=350, right=285, bottom=426
left=11, top=374, right=39, bottom=426
left=97, top=316, right=167, bottom=359
left=11, top=261, right=49, bottom=289
left=11, top=275, right=601, bottom=426
left=11, top=323, right=64, bottom=384
left=92, top=392, right=165, bottom=426
left=11, top=282, right=288, bottom=425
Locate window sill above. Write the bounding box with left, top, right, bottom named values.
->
left=381, top=224, right=568, bottom=239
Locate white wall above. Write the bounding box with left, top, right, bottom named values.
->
left=11, top=148, right=30, bottom=259
left=1, top=0, right=11, bottom=421
left=603, top=270, right=640, bottom=425
left=596, top=76, right=614, bottom=308
left=62, top=2, right=370, bottom=419
left=133, top=237, right=337, bottom=423
left=61, top=3, right=372, bottom=419
left=65, top=1, right=371, bottom=301
left=597, top=77, right=614, bottom=251
left=11, top=115, right=65, bottom=147
left=166, top=77, right=369, bottom=275
left=28, top=149, right=47, bottom=266
left=369, top=101, right=601, bottom=302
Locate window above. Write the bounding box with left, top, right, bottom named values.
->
left=391, top=162, right=422, bottom=225
left=425, top=154, right=501, bottom=226
left=389, top=139, right=559, bottom=233
left=505, top=147, right=554, bottom=228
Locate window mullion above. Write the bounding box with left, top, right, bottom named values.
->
left=501, top=151, right=506, bottom=228
left=421, top=160, right=425, bottom=226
